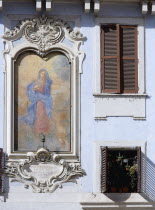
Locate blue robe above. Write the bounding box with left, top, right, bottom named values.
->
left=21, top=70, right=52, bottom=128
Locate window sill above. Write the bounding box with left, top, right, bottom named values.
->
left=93, top=93, right=147, bottom=98
left=93, top=93, right=147, bottom=120
left=80, top=193, right=154, bottom=209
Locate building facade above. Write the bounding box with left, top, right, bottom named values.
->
left=0, top=0, right=155, bottom=209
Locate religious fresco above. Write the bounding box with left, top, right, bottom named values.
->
left=14, top=51, right=71, bottom=152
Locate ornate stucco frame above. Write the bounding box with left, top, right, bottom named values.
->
left=3, top=15, right=85, bottom=163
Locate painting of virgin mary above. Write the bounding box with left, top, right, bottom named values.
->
left=15, top=51, right=71, bottom=152
left=22, top=69, right=52, bottom=135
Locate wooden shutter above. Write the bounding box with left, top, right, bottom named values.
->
left=101, top=24, right=138, bottom=93
left=120, top=26, right=138, bottom=93
left=136, top=147, right=141, bottom=193
left=0, top=149, right=3, bottom=193
left=101, top=25, right=120, bottom=93
left=101, top=146, right=108, bottom=193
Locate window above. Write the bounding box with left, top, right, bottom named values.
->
left=95, top=18, right=145, bottom=119
left=94, top=18, right=146, bottom=120
left=101, top=147, right=141, bottom=193
left=101, top=24, right=138, bottom=94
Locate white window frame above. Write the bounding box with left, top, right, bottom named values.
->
left=94, top=17, right=146, bottom=120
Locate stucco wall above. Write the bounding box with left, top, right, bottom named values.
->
left=0, top=1, right=155, bottom=209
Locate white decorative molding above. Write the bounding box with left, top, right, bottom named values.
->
left=3, top=15, right=85, bottom=163
left=84, top=0, right=91, bottom=13
left=46, top=0, right=52, bottom=11
left=81, top=202, right=154, bottom=209
left=3, top=15, right=84, bottom=57
left=94, top=17, right=146, bottom=120
left=141, top=1, right=149, bottom=15
left=2, top=15, right=86, bottom=192
left=93, top=0, right=100, bottom=14
left=36, top=0, right=42, bottom=11
left=94, top=94, right=146, bottom=120
left=5, top=147, right=85, bottom=193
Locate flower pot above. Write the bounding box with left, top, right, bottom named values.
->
left=119, top=188, right=122, bottom=193
left=123, top=186, right=129, bottom=193
left=111, top=187, right=117, bottom=192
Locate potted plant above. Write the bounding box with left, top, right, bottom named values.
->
left=129, top=165, right=138, bottom=192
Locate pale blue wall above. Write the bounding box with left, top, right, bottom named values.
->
left=0, top=1, right=155, bottom=202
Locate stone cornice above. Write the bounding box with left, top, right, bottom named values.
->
left=2, top=0, right=146, bottom=3
left=1, top=0, right=155, bottom=15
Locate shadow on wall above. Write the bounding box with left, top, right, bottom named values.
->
left=144, top=154, right=155, bottom=201
left=81, top=152, right=155, bottom=209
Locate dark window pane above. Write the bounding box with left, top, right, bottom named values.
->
left=106, top=149, right=139, bottom=193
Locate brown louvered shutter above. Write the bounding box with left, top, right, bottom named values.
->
left=120, top=26, right=138, bottom=93
left=101, top=146, right=108, bottom=193
left=0, top=149, right=3, bottom=193
left=136, top=147, right=141, bottom=193
left=101, top=25, right=120, bottom=93
left=101, top=24, right=138, bottom=93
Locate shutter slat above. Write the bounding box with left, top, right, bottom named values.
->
left=101, top=25, right=120, bottom=93
left=101, top=147, right=108, bottom=193
left=104, top=59, right=118, bottom=90
left=121, top=26, right=138, bottom=93
left=137, top=147, right=141, bottom=193
left=0, top=149, right=3, bottom=193
left=122, top=59, right=136, bottom=90
left=121, top=27, right=136, bottom=57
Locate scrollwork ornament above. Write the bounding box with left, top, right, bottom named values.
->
left=23, top=17, right=64, bottom=53
left=5, top=147, right=86, bottom=193
left=3, top=15, right=85, bottom=56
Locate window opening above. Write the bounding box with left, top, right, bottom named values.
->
left=101, top=147, right=141, bottom=193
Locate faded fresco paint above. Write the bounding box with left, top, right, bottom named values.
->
left=14, top=51, right=71, bottom=152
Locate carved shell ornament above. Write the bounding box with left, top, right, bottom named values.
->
left=3, top=15, right=85, bottom=55
left=24, top=20, right=64, bottom=51
left=5, top=147, right=86, bottom=193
